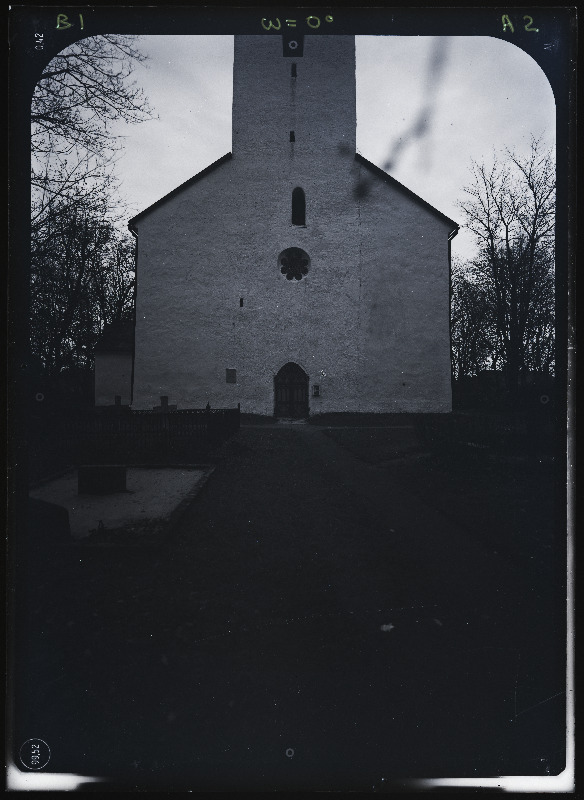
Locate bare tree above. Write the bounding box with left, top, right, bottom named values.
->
left=31, top=34, right=153, bottom=219
left=450, top=260, right=494, bottom=380
left=31, top=198, right=135, bottom=376
left=456, top=138, right=555, bottom=400
left=30, top=35, right=152, bottom=381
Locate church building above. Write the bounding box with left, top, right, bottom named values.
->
left=126, top=34, right=458, bottom=416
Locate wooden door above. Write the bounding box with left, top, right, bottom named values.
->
left=274, top=363, right=309, bottom=418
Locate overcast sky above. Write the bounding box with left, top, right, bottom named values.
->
left=108, top=35, right=556, bottom=260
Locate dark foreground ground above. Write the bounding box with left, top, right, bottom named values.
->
left=11, top=420, right=567, bottom=790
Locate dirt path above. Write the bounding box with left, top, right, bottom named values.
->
left=13, top=425, right=565, bottom=788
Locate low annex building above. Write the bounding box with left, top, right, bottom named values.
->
left=94, top=319, right=134, bottom=407
left=125, top=34, right=458, bottom=417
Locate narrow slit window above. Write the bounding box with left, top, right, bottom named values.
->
left=240, top=297, right=244, bottom=307
left=226, top=369, right=236, bottom=384
left=290, top=131, right=295, bottom=142
left=291, top=63, right=297, bottom=77
left=292, top=187, right=305, bottom=226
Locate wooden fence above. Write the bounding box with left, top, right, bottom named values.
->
left=28, top=407, right=240, bottom=482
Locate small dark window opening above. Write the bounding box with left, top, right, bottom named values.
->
left=312, top=385, right=320, bottom=398
left=226, top=369, right=236, bottom=384
left=283, top=36, right=304, bottom=57
left=292, top=187, right=305, bottom=226
left=114, top=395, right=121, bottom=406
left=240, top=297, right=244, bottom=307
left=290, top=131, right=295, bottom=142
left=291, top=63, right=297, bottom=77
left=160, top=395, right=168, bottom=409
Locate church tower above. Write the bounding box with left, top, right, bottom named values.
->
left=128, top=35, right=456, bottom=415
left=232, top=35, right=356, bottom=160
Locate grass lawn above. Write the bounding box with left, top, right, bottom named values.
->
left=321, top=422, right=564, bottom=587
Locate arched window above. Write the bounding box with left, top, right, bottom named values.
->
left=292, top=187, right=305, bottom=226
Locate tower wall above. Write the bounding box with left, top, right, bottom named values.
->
left=232, top=35, right=356, bottom=160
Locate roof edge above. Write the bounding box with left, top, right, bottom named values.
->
left=354, top=153, right=459, bottom=235
left=128, top=152, right=233, bottom=232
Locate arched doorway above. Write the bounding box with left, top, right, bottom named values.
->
left=274, top=363, right=309, bottom=419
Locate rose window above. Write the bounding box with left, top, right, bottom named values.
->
left=278, top=247, right=310, bottom=281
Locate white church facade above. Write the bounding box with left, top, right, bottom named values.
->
left=120, top=35, right=458, bottom=416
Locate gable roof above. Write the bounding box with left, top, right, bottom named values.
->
left=354, top=153, right=459, bottom=237
left=128, top=152, right=233, bottom=232
left=127, top=150, right=458, bottom=238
